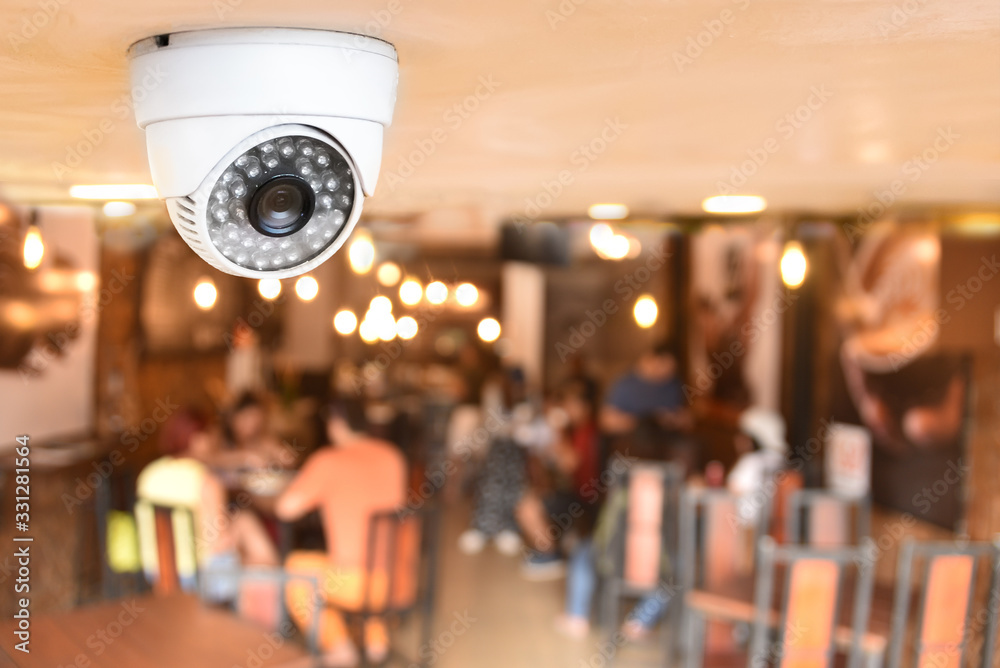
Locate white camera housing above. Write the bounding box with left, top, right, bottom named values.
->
left=128, top=28, right=398, bottom=278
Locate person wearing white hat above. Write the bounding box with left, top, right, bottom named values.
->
left=728, top=407, right=788, bottom=524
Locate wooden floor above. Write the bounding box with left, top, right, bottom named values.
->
left=410, top=504, right=666, bottom=668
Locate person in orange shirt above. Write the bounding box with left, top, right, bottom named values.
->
left=276, top=400, right=407, bottom=667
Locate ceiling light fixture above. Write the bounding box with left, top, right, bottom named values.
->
left=70, top=184, right=159, bottom=200
left=701, top=195, right=767, bottom=215
left=588, top=203, right=629, bottom=220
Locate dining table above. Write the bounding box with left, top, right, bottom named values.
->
left=0, top=594, right=311, bottom=668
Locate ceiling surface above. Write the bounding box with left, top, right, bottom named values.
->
left=0, top=0, right=998, bottom=221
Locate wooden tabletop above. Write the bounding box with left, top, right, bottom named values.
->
left=0, top=594, right=310, bottom=668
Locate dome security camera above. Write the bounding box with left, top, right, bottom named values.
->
left=128, top=28, right=398, bottom=278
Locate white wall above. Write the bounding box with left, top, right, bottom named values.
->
left=0, top=206, right=98, bottom=447
left=501, top=261, right=546, bottom=387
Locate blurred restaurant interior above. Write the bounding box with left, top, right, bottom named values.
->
left=1, top=1, right=1000, bottom=667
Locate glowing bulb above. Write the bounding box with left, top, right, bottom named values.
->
left=477, top=317, right=501, bottom=342
left=780, top=241, right=808, bottom=288
left=603, top=234, right=630, bottom=260
left=23, top=226, right=44, bottom=269
left=333, top=310, right=358, bottom=335
left=295, top=276, right=319, bottom=301
left=399, top=279, right=423, bottom=306
left=633, top=295, right=658, bottom=328
left=102, top=201, right=136, bottom=217
left=348, top=236, right=375, bottom=274
left=701, top=195, right=767, bottom=214
left=589, top=223, right=613, bottom=250
left=370, top=295, right=393, bottom=313
left=193, top=279, right=217, bottom=310
left=75, top=272, right=97, bottom=291
left=376, top=315, right=397, bottom=341
left=397, top=316, right=418, bottom=340
left=455, top=283, right=479, bottom=307
left=359, top=318, right=378, bottom=343
left=376, top=262, right=401, bottom=286
left=426, top=281, right=448, bottom=305
left=258, top=278, right=281, bottom=300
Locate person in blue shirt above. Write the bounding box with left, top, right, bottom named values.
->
left=600, top=342, right=693, bottom=463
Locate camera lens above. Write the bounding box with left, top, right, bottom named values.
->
left=206, top=133, right=355, bottom=272
left=250, top=176, right=314, bottom=237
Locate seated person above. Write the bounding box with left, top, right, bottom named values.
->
left=600, top=342, right=695, bottom=471
left=276, top=400, right=407, bottom=667
left=614, top=407, right=786, bottom=641
left=135, top=408, right=279, bottom=601
left=213, top=391, right=294, bottom=472
left=728, top=406, right=787, bottom=526
left=516, top=380, right=601, bottom=579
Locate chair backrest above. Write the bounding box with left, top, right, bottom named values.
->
left=785, top=490, right=870, bottom=548
left=135, top=501, right=198, bottom=596
left=610, top=462, right=685, bottom=590
left=680, top=487, right=771, bottom=594
left=362, top=506, right=440, bottom=615
left=749, top=537, right=873, bottom=668
left=886, top=540, right=1000, bottom=668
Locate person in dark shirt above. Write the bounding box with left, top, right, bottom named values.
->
left=600, top=342, right=694, bottom=469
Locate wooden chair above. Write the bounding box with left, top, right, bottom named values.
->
left=785, top=490, right=871, bottom=548
left=885, top=539, right=1000, bottom=668
left=599, top=462, right=684, bottom=643
left=327, top=506, right=440, bottom=667
left=685, top=537, right=876, bottom=668
left=676, top=487, right=773, bottom=662
left=134, top=501, right=200, bottom=596
left=200, top=565, right=323, bottom=655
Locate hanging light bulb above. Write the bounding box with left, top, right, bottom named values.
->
left=295, top=276, right=319, bottom=301
left=258, top=278, right=281, bottom=300
left=193, top=279, right=218, bottom=310
left=633, top=295, right=658, bottom=328
left=780, top=241, right=808, bottom=288
left=23, top=216, right=44, bottom=270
